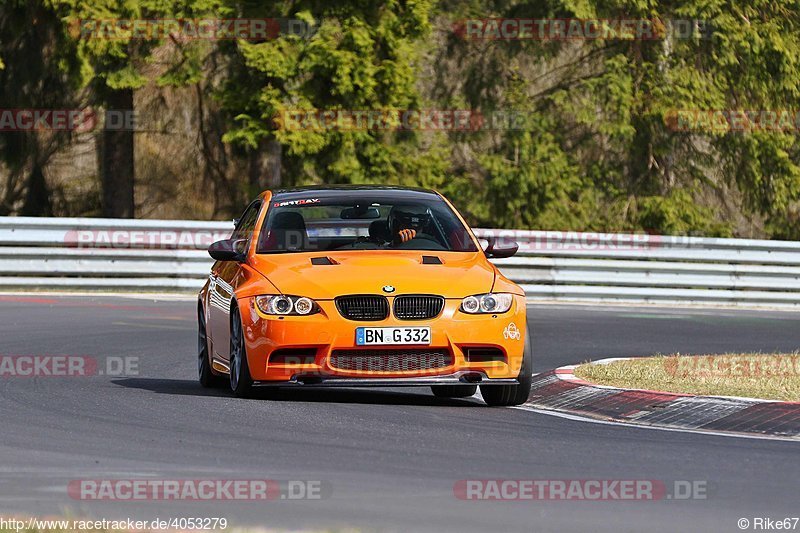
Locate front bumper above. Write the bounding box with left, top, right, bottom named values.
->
left=253, top=371, right=519, bottom=387
left=238, top=294, right=528, bottom=383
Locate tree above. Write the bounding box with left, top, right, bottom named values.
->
left=4, top=0, right=800, bottom=239
left=218, top=0, right=448, bottom=195
left=49, top=0, right=226, bottom=217
left=0, top=0, right=84, bottom=216
left=429, top=0, right=800, bottom=236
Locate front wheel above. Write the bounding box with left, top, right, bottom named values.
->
left=229, top=304, right=254, bottom=398
left=431, top=384, right=478, bottom=398
left=480, top=327, right=532, bottom=407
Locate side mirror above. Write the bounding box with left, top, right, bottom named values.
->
left=484, top=237, right=519, bottom=258
left=208, top=239, right=247, bottom=262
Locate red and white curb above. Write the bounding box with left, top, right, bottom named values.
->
left=518, top=359, right=800, bottom=440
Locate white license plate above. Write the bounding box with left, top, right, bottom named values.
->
left=355, top=326, right=431, bottom=345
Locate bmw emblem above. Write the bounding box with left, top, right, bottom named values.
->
left=382, top=285, right=396, bottom=293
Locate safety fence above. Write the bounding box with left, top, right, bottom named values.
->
left=1, top=217, right=799, bottom=307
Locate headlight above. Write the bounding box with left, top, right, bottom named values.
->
left=462, top=295, right=480, bottom=313
left=460, top=293, right=513, bottom=314
left=255, top=295, right=320, bottom=316
left=294, top=297, right=314, bottom=315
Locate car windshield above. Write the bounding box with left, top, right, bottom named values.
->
left=257, top=195, right=478, bottom=253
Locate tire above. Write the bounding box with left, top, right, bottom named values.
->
left=480, top=327, right=532, bottom=407
left=229, top=303, right=254, bottom=398
left=198, top=304, right=225, bottom=388
left=431, top=385, right=478, bottom=398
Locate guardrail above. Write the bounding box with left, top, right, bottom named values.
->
left=1, top=217, right=799, bottom=308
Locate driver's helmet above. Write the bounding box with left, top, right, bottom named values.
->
left=388, top=207, right=431, bottom=240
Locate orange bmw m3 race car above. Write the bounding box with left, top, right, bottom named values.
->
left=197, top=186, right=531, bottom=406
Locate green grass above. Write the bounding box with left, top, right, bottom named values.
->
left=574, top=353, right=800, bottom=402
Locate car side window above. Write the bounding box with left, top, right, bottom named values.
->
left=232, top=201, right=262, bottom=242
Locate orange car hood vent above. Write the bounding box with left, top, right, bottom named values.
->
left=310, top=256, right=339, bottom=265
left=421, top=255, right=443, bottom=264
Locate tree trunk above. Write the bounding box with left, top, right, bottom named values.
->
left=248, top=139, right=282, bottom=193
left=101, top=88, right=135, bottom=218
left=20, top=162, right=52, bottom=216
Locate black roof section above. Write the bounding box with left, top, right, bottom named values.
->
left=270, top=185, right=441, bottom=202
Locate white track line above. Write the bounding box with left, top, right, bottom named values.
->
left=510, top=404, right=799, bottom=443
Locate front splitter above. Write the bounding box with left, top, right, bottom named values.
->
left=253, top=371, right=519, bottom=387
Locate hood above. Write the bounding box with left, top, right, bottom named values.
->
left=249, top=251, right=495, bottom=299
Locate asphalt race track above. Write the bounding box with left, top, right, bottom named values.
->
left=1, top=295, right=799, bottom=532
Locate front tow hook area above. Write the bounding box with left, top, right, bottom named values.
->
left=459, top=372, right=483, bottom=383
left=295, top=375, right=323, bottom=385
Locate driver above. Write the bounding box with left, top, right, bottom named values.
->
left=389, top=208, right=424, bottom=244
left=366, top=219, right=416, bottom=244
